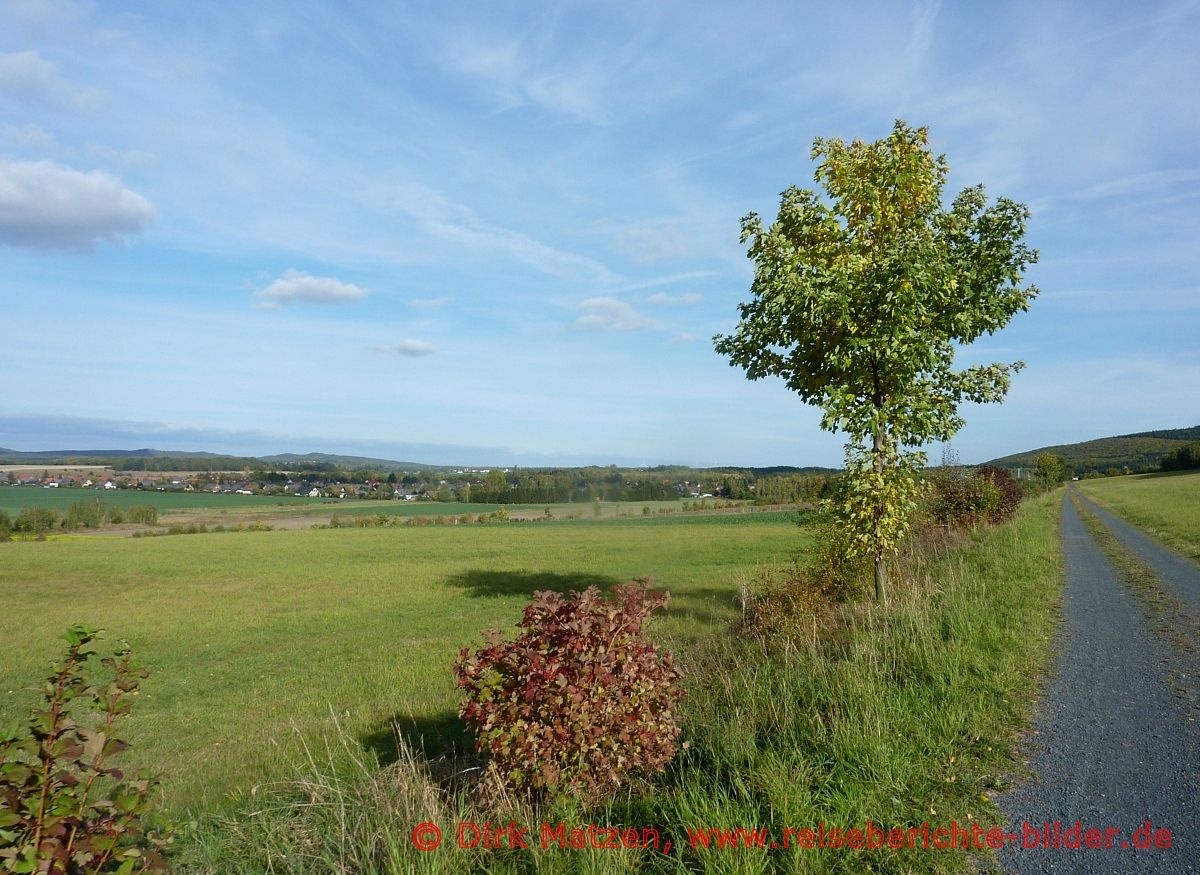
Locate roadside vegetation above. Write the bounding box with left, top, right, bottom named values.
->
left=1077, top=471, right=1200, bottom=560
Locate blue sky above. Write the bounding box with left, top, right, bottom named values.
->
left=1, top=0, right=1197, bottom=467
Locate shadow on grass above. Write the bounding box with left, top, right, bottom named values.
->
left=361, top=711, right=473, bottom=767
left=446, top=570, right=739, bottom=628
left=663, top=584, right=740, bottom=627
left=446, top=569, right=620, bottom=598
left=359, top=711, right=488, bottom=794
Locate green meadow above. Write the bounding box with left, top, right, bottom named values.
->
left=0, top=512, right=805, bottom=814
left=1078, top=470, right=1200, bottom=559
left=0, top=484, right=320, bottom=515
left=0, top=484, right=707, bottom=524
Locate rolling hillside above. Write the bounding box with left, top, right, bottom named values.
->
left=984, top=425, right=1200, bottom=474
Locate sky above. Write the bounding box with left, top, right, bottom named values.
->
left=1, top=0, right=1197, bottom=468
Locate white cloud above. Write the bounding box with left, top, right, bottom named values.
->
left=0, top=50, right=103, bottom=110
left=667, top=332, right=696, bottom=345
left=614, top=224, right=691, bottom=263
left=646, top=291, right=702, bottom=306
left=574, top=297, right=653, bottom=331
left=0, top=159, right=154, bottom=251
left=374, top=340, right=436, bottom=357
left=253, top=269, right=367, bottom=308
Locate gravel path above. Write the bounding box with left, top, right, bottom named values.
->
left=1073, top=490, right=1200, bottom=614
left=995, top=494, right=1200, bottom=873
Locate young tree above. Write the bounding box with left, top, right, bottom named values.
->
left=714, top=121, right=1037, bottom=601
left=1034, top=452, right=1070, bottom=484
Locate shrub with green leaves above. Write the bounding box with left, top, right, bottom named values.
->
left=930, top=465, right=1023, bottom=528
left=123, top=507, right=158, bottom=526
left=454, top=579, right=684, bottom=804
left=13, top=508, right=59, bottom=537
left=0, top=626, right=170, bottom=874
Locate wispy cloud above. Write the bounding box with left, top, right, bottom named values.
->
left=667, top=332, right=696, bottom=345
left=85, top=144, right=156, bottom=167
left=574, top=297, right=653, bottom=331
left=646, top=291, right=702, bottom=306
left=1041, top=286, right=1200, bottom=312
left=373, top=340, right=436, bottom=357
left=438, top=30, right=613, bottom=124
left=0, top=159, right=154, bottom=251
left=410, top=296, right=452, bottom=310
left=394, top=182, right=617, bottom=284
left=0, top=50, right=104, bottom=111
left=253, top=270, right=366, bottom=308
left=614, top=224, right=692, bottom=263
left=1, top=122, right=55, bottom=151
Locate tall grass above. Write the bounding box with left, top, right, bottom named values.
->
left=176, top=492, right=1063, bottom=873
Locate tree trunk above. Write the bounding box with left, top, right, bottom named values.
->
left=873, top=420, right=888, bottom=603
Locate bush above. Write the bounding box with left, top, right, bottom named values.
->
left=930, top=465, right=1023, bottom=528
left=973, top=466, right=1022, bottom=523
left=62, top=500, right=105, bottom=531
left=741, top=510, right=869, bottom=640
left=0, top=626, right=170, bottom=873
left=0, top=510, right=10, bottom=542
left=125, top=506, right=158, bottom=525
left=14, top=507, right=59, bottom=536
left=454, top=579, right=684, bottom=804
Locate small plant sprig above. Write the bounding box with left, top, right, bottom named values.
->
left=0, top=625, right=170, bottom=874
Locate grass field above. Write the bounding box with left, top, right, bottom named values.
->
left=0, top=513, right=805, bottom=815
left=0, top=484, right=321, bottom=515
left=0, top=485, right=718, bottom=528
left=1077, top=470, right=1200, bottom=560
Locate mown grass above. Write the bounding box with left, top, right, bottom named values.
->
left=1077, top=470, right=1200, bottom=560
left=0, top=513, right=805, bottom=814
left=180, top=492, right=1064, bottom=874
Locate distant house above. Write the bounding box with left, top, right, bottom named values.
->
left=103, top=481, right=116, bottom=489
left=307, top=488, right=321, bottom=498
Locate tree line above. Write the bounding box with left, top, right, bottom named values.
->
left=0, top=500, right=159, bottom=539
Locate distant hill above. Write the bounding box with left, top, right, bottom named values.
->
left=0, top=447, right=218, bottom=463
left=983, top=425, right=1200, bottom=474
left=260, top=452, right=434, bottom=471
left=0, top=447, right=435, bottom=471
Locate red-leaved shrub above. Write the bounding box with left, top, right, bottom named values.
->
left=454, top=579, right=684, bottom=803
